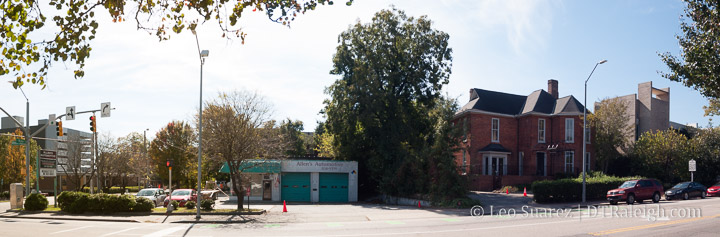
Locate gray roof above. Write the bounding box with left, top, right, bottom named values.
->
left=478, top=144, right=511, bottom=153
left=460, top=88, right=587, bottom=116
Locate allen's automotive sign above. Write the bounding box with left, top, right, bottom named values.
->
left=282, top=160, right=357, bottom=173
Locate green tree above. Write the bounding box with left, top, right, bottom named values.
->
left=279, top=119, right=306, bottom=156
left=322, top=8, right=454, bottom=197
left=660, top=0, right=720, bottom=116
left=149, top=121, right=196, bottom=188
left=588, top=97, right=633, bottom=173
left=689, top=126, right=720, bottom=185
left=633, top=130, right=693, bottom=184
left=3, top=0, right=354, bottom=89
left=0, top=129, right=39, bottom=189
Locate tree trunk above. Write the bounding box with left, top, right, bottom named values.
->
left=231, top=174, right=244, bottom=210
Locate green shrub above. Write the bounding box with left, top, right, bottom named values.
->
left=0, top=191, right=10, bottom=199
left=532, top=174, right=645, bottom=203
left=170, top=200, right=179, bottom=209
left=104, top=194, right=137, bottom=213
left=57, top=191, right=90, bottom=214
left=200, top=199, right=214, bottom=210
left=86, top=193, right=108, bottom=213
left=24, top=193, right=48, bottom=211
left=185, top=200, right=196, bottom=209
left=134, top=197, right=155, bottom=212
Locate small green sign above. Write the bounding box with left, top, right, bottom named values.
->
left=11, top=139, right=26, bottom=146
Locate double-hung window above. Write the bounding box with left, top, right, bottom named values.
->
left=565, top=151, right=575, bottom=173
left=491, top=118, right=499, bottom=142
left=538, top=119, right=546, bottom=143
left=565, top=118, right=574, bottom=143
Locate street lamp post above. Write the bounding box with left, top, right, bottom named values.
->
left=143, top=128, right=149, bottom=188
left=8, top=81, right=32, bottom=196
left=582, top=59, right=607, bottom=204
left=192, top=30, right=209, bottom=220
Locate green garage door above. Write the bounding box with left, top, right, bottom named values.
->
left=281, top=172, right=311, bottom=202
left=319, top=173, right=349, bottom=202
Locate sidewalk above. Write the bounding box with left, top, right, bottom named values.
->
left=468, top=191, right=608, bottom=214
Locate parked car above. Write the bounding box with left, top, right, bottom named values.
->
left=708, top=182, right=720, bottom=197
left=163, top=189, right=197, bottom=207
left=665, top=182, right=707, bottom=200
left=136, top=188, right=167, bottom=207
left=607, top=179, right=664, bottom=205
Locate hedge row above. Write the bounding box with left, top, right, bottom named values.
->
left=57, top=191, right=154, bottom=213
left=531, top=173, right=644, bottom=203
left=82, top=186, right=142, bottom=194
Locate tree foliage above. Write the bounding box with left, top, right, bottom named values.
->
left=0, top=129, right=39, bottom=188
left=323, top=8, right=460, bottom=198
left=149, top=121, right=196, bottom=188
left=633, top=130, right=692, bottom=184
left=279, top=119, right=306, bottom=156
left=660, top=0, right=720, bottom=116
left=3, top=0, right=354, bottom=89
left=589, top=97, right=633, bottom=173
left=201, top=90, right=286, bottom=210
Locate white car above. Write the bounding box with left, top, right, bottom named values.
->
left=136, top=188, right=167, bottom=207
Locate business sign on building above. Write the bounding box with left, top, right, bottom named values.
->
left=39, top=150, right=57, bottom=177
left=282, top=160, right=357, bottom=173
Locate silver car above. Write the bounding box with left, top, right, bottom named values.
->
left=136, top=188, right=167, bottom=207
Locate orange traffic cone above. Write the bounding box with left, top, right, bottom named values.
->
left=506, top=188, right=509, bottom=194
left=523, top=187, right=528, bottom=197
left=283, top=200, right=288, bottom=213
left=418, top=201, right=422, bottom=208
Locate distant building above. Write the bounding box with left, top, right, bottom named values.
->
left=454, top=80, right=595, bottom=191
left=609, top=81, right=671, bottom=141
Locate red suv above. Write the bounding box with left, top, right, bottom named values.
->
left=607, top=179, right=664, bottom=205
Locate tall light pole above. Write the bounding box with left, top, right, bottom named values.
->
left=582, top=59, right=607, bottom=204
left=192, top=29, right=209, bottom=220
left=8, top=81, right=31, bottom=196
left=143, top=128, right=149, bottom=188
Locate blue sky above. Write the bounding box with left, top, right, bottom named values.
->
left=1, top=0, right=716, bottom=139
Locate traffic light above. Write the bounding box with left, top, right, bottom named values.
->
left=89, top=116, right=96, bottom=132
left=166, top=160, right=173, bottom=167
left=56, top=121, right=63, bottom=137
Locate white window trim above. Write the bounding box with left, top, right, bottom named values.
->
left=565, top=151, right=575, bottom=173
left=538, top=119, right=546, bottom=143
left=565, top=118, right=574, bottom=143
left=491, top=118, right=500, bottom=142
left=484, top=155, right=507, bottom=175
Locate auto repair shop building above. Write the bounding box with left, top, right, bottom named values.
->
left=222, top=159, right=358, bottom=203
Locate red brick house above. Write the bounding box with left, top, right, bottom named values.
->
left=454, top=80, right=595, bottom=191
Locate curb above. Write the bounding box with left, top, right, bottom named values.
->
left=0, top=214, right=140, bottom=223
left=171, top=220, right=253, bottom=224
left=149, top=210, right=266, bottom=216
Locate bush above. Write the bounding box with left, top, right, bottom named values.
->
left=200, top=199, right=214, bottom=210
left=185, top=200, right=196, bottom=209
left=134, top=197, right=155, bottom=212
left=57, top=191, right=90, bottom=214
left=169, top=200, right=179, bottom=209
left=86, top=193, right=108, bottom=213
left=436, top=197, right=483, bottom=208
left=24, top=193, right=48, bottom=211
left=104, top=194, right=137, bottom=213
left=0, top=191, right=10, bottom=199
left=532, top=174, right=644, bottom=203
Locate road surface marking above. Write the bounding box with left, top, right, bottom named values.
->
left=51, top=226, right=93, bottom=234
left=265, top=224, right=281, bottom=228
left=384, top=221, right=405, bottom=225
left=100, top=227, right=144, bottom=237
left=589, top=214, right=720, bottom=236
left=142, top=225, right=189, bottom=237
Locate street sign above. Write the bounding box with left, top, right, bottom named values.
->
left=40, top=168, right=56, bottom=177
left=689, top=159, right=696, bottom=172
left=247, top=187, right=251, bottom=197
left=11, top=139, right=26, bottom=146
left=66, top=106, right=76, bottom=120
left=49, top=114, right=56, bottom=124
left=101, top=102, right=111, bottom=117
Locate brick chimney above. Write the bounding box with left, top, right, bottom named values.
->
left=548, top=79, right=558, bottom=99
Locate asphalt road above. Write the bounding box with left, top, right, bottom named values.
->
left=1, top=197, right=719, bottom=237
